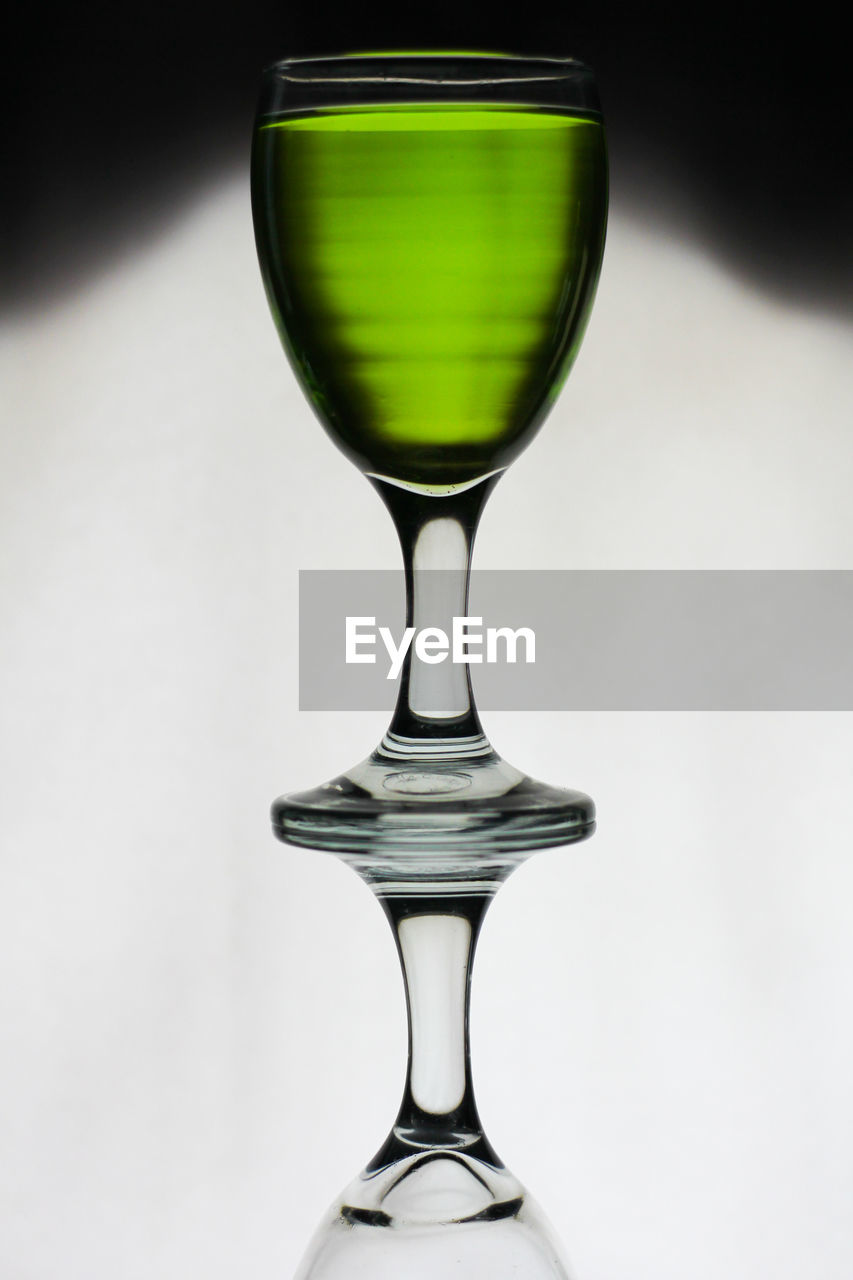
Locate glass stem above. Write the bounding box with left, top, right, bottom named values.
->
left=367, top=889, right=501, bottom=1172
left=371, top=474, right=501, bottom=751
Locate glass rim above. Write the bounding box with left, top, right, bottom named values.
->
left=261, top=50, right=595, bottom=84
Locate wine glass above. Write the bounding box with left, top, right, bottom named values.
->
left=252, top=52, right=607, bottom=1279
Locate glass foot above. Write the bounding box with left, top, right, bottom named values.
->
left=272, top=732, right=594, bottom=872
left=295, top=1151, right=574, bottom=1279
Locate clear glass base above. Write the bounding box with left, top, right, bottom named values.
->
left=295, top=1150, right=575, bottom=1279
left=272, top=732, right=594, bottom=879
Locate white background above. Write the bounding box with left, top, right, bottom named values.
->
left=2, top=164, right=853, bottom=1278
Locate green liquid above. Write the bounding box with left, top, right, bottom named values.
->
left=252, top=105, right=607, bottom=486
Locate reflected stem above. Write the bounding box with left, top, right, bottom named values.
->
left=367, top=889, right=502, bottom=1173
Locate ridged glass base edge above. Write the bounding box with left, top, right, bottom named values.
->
left=271, top=791, right=595, bottom=887
left=271, top=740, right=595, bottom=882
